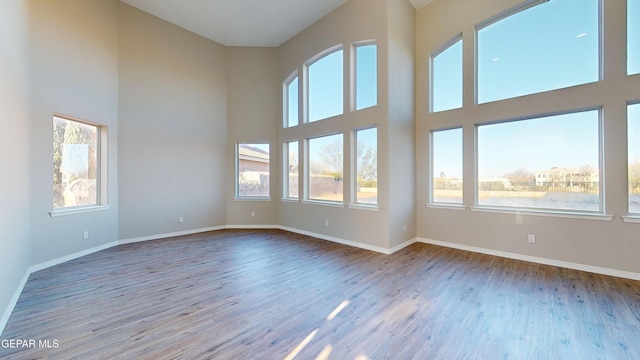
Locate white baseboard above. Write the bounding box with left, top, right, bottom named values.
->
left=0, top=270, right=30, bottom=337
left=278, top=225, right=393, bottom=254
left=225, top=224, right=280, bottom=230
left=389, top=237, right=418, bottom=254
left=418, top=238, right=640, bottom=281
left=30, top=241, right=120, bottom=274
left=117, top=226, right=226, bottom=245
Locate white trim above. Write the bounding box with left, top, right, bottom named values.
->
left=0, top=271, right=30, bottom=336
left=226, top=225, right=280, bottom=230
left=470, top=206, right=614, bottom=221
left=389, top=237, right=418, bottom=254
left=49, top=205, right=111, bottom=217
left=118, top=226, right=225, bottom=245
left=622, top=216, right=640, bottom=223
left=347, top=204, right=379, bottom=211
left=426, top=203, right=466, bottom=210
left=302, top=200, right=345, bottom=208
left=233, top=197, right=272, bottom=202
left=30, top=241, right=119, bottom=273
left=417, top=237, right=640, bottom=281
left=278, top=225, right=392, bottom=254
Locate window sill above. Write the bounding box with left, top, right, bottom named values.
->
left=234, top=197, right=272, bottom=202
left=470, top=206, right=613, bottom=221
left=426, top=203, right=466, bottom=210
left=348, top=204, right=379, bottom=211
left=281, top=198, right=300, bottom=204
left=49, top=205, right=110, bottom=217
left=302, top=200, right=345, bottom=208
left=622, top=216, right=640, bottom=224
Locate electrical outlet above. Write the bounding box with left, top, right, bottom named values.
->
left=179, top=216, right=184, bottom=223
left=403, top=224, right=407, bottom=231
left=251, top=211, right=255, bottom=218
left=83, top=231, right=89, bottom=240
left=325, top=220, right=330, bottom=227
left=528, top=234, right=535, bottom=243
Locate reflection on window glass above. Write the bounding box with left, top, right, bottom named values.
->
left=308, top=134, right=343, bottom=202
left=477, top=0, right=599, bottom=103
left=477, top=110, right=600, bottom=212
left=53, top=116, right=99, bottom=209
left=355, top=127, right=377, bottom=204
left=356, top=44, right=377, bottom=110
left=286, top=77, right=299, bottom=128
left=237, top=143, right=270, bottom=198
left=432, top=38, right=462, bottom=112
left=286, top=141, right=299, bottom=199
left=431, top=128, right=463, bottom=204
left=630, top=0, right=640, bottom=75
left=629, top=104, right=640, bottom=213
left=308, top=50, right=343, bottom=122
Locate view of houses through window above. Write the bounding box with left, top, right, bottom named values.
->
left=431, top=128, right=463, bottom=204
left=237, top=143, right=270, bottom=198
left=53, top=115, right=99, bottom=209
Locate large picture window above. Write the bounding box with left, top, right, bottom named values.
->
left=355, top=43, right=377, bottom=110
left=308, top=133, right=343, bottom=202
left=431, top=37, right=463, bottom=112
left=53, top=115, right=101, bottom=209
left=477, top=110, right=601, bottom=212
left=354, top=127, right=377, bottom=205
left=629, top=104, right=640, bottom=214
left=477, top=0, right=599, bottom=103
left=431, top=128, right=463, bottom=204
left=237, top=143, right=270, bottom=198
left=308, top=48, right=343, bottom=122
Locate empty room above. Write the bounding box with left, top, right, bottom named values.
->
left=1, top=0, right=639, bottom=358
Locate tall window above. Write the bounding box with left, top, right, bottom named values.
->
left=308, top=48, right=343, bottom=122
left=477, top=110, right=601, bottom=212
left=477, top=0, right=599, bottom=103
left=53, top=115, right=101, bottom=209
left=431, top=37, right=463, bottom=112
left=431, top=128, right=463, bottom=204
left=355, top=43, right=377, bottom=110
left=308, top=134, right=343, bottom=202
left=629, top=103, right=640, bottom=214
left=285, top=141, right=299, bottom=199
left=237, top=143, right=270, bottom=198
left=355, top=127, right=377, bottom=205
left=285, top=75, right=299, bottom=128
left=630, top=0, right=640, bottom=75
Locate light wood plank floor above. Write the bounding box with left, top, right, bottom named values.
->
left=1, top=229, right=639, bottom=359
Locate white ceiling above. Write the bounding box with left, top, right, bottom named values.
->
left=120, top=0, right=435, bottom=47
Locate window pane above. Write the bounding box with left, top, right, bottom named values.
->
left=286, top=77, right=299, bottom=128
left=355, top=127, right=377, bottom=204
left=630, top=0, right=640, bottom=75
left=477, top=0, right=599, bottom=103
left=477, top=110, right=600, bottom=212
left=432, top=39, right=462, bottom=112
left=237, top=143, right=270, bottom=197
left=431, top=128, right=463, bottom=204
left=53, top=116, right=98, bottom=208
left=308, top=50, right=343, bottom=122
left=629, top=104, right=640, bottom=213
left=308, top=134, right=343, bottom=202
left=286, top=141, right=299, bottom=199
left=356, top=44, right=377, bottom=110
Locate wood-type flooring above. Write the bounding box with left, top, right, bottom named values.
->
left=1, top=229, right=639, bottom=359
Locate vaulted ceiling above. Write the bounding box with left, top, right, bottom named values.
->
left=120, top=0, right=434, bottom=47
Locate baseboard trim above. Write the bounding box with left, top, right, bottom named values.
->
left=225, top=224, right=280, bottom=230
left=0, top=270, right=30, bottom=336
left=418, top=238, right=640, bottom=281
left=30, top=241, right=120, bottom=274
left=117, top=226, right=226, bottom=245
left=389, top=237, right=418, bottom=254
left=278, top=226, right=393, bottom=254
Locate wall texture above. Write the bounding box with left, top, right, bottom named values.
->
left=28, top=0, right=120, bottom=265
left=118, top=4, right=228, bottom=239
left=0, top=0, right=31, bottom=332
left=416, top=0, right=640, bottom=274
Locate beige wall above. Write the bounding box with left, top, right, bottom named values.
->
left=0, top=0, right=31, bottom=331
left=28, top=0, right=120, bottom=264
left=118, top=4, right=228, bottom=239
left=416, top=0, right=640, bottom=273
left=226, top=47, right=279, bottom=226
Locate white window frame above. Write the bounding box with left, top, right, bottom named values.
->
left=283, top=140, right=299, bottom=201
left=235, top=143, right=271, bottom=201
left=351, top=126, right=378, bottom=208
left=283, top=71, right=299, bottom=128
left=430, top=34, right=463, bottom=113
left=352, top=41, right=378, bottom=112
left=429, top=127, right=464, bottom=207
left=304, top=132, right=345, bottom=205
left=304, top=45, right=344, bottom=124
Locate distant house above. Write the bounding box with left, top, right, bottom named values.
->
left=534, top=167, right=599, bottom=187
left=238, top=144, right=269, bottom=172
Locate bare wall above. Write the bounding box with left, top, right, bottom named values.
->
left=0, top=0, right=31, bottom=333
left=118, top=4, right=228, bottom=239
